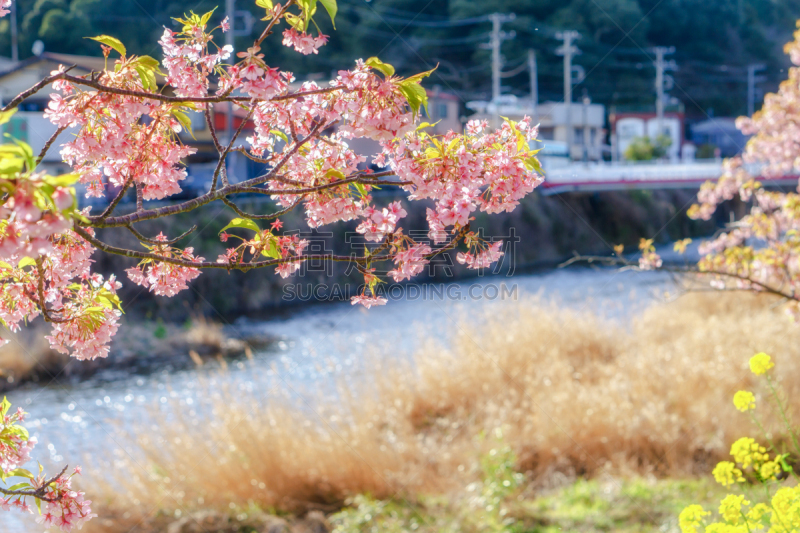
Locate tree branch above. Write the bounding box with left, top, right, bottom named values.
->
left=124, top=224, right=198, bottom=245
left=559, top=254, right=800, bottom=302
left=0, top=465, right=69, bottom=504
left=35, top=125, right=68, bottom=166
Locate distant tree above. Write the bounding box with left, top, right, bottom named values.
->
left=624, top=134, right=671, bottom=161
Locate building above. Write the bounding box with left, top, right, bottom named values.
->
left=609, top=110, right=684, bottom=162
left=690, top=118, right=748, bottom=158
left=465, top=95, right=606, bottom=161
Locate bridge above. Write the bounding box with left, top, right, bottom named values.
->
left=539, top=161, right=799, bottom=195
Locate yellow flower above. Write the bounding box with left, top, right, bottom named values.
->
left=759, top=459, right=781, bottom=481
left=713, top=461, right=744, bottom=487
left=733, top=391, right=755, bottom=412
left=749, top=352, right=774, bottom=375
left=746, top=502, right=770, bottom=522
left=680, top=504, right=710, bottom=533
left=704, top=524, right=744, bottom=533
left=674, top=238, right=692, bottom=254
left=719, top=494, right=750, bottom=525
left=731, top=437, right=756, bottom=468
left=770, top=486, right=800, bottom=531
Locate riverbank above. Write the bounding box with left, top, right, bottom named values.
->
left=0, top=317, right=273, bottom=392
left=67, top=288, right=798, bottom=533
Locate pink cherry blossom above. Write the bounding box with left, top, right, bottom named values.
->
left=282, top=28, right=328, bottom=55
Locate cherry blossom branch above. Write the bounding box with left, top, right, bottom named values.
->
left=560, top=254, right=800, bottom=302
left=0, top=67, right=76, bottom=113
left=95, top=177, right=134, bottom=220
left=35, top=125, right=68, bottom=166
left=254, top=0, right=296, bottom=47
left=124, top=224, right=197, bottom=245
left=212, top=100, right=256, bottom=190
left=0, top=466, right=68, bottom=504
left=74, top=224, right=468, bottom=272
left=205, top=106, right=223, bottom=153
left=84, top=121, right=325, bottom=227
left=231, top=147, right=272, bottom=164
left=35, top=258, right=71, bottom=324
left=1, top=72, right=341, bottom=113
left=220, top=197, right=299, bottom=220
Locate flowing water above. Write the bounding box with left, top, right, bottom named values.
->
left=2, top=266, right=678, bottom=531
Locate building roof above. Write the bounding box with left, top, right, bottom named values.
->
left=690, top=117, right=739, bottom=134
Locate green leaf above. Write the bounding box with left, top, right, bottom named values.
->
left=172, top=109, right=195, bottom=139
left=325, top=168, right=346, bottom=180
left=17, top=257, right=36, bottom=269
left=318, top=0, right=337, bottom=28
left=416, top=121, right=439, bottom=131
left=7, top=468, right=34, bottom=479
left=0, top=156, right=24, bottom=176
left=0, top=397, right=10, bottom=418
left=87, top=35, right=127, bottom=57
left=135, top=65, right=157, bottom=91
left=270, top=129, right=289, bottom=143
left=1, top=138, right=34, bottom=171
left=135, top=55, right=161, bottom=70
left=261, top=238, right=281, bottom=259
left=365, top=57, right=395, bottom=78
left=220, top=217, right=261, bottom=234
left=199, top=7, right=217, bottom=27
left=44, top=173, right=80, bottom=188
left=397, top=81, right=428, bottom=116
left=255, top=0, right=274, bottom=9
left=0, top=108, right=17, bottom=126
left=5, top=482, right=30, bottom=491
left=403, top=65, right=436, bottom=85
left=352, top=182, right=368, bottom=198
left=524, top=155, right=544, bottom=175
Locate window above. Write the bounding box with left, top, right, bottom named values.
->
left=539, top=127, right=555, bottom=140
left=436, top=103, right=449, bottom=119
left=574, top=127, right=584, bottom=145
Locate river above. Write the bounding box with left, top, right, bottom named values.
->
left=2, top=266, right=678, bottom=531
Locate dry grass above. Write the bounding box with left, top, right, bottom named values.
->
left=83, top=290, right=800, bottom=531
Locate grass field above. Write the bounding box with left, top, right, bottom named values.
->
left=75, top=290, right=800, bottom=532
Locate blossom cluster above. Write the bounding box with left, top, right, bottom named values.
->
left=679, top=24, right=800, bottom=319
left=0, top=398, right=92, bottom=530
left=126, top=233, right=203, bottom=296
left=46, top=58, right=197, bottom=200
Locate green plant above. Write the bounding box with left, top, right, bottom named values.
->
left=624, top=134, right=672, bottom=161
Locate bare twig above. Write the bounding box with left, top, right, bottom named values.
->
left=35, top=125, right=68, bottom=166
left=124, top=224, right=198, bottom=245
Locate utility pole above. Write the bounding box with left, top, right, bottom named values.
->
left=555, top=30, right=581, bottom=159
left=652, top=46, right=676, bottom=141
left=528, top=49, right=538, bottom=118
left=9, top=0, right=17, bottom=62
left=485, top=13, right=515, bottom=128
left=747, top=63, right=766, bottom=117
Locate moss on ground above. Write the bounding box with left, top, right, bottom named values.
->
left=330, top=477, right=728, bottom=533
